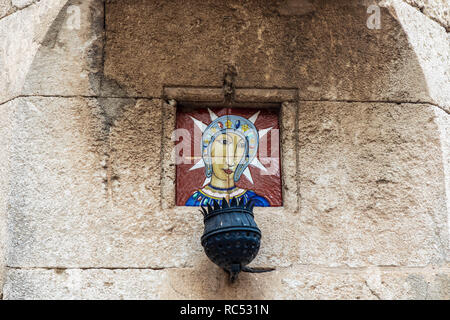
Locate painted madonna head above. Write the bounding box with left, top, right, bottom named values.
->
left=185, top=111, right=270, bottom=207
left=202, top=115, right=258, bottom=187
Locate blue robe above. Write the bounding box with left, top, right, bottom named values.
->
left=185, top=187, right=270, bottom=207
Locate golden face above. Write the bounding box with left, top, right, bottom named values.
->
left=210, top=132, right=246, bottom=181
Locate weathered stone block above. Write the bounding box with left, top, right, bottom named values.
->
left=105, top=98, right=202, bottom=268
left=0, top=0, right=103, bottom=104
left=163, top=264, right=448, bottom=299
left=0, top=0, right=12, bottom=18
left=0, top=0, right=66, bottom=103
left=21, top=0, right=104, bottom=97
left=1, top=0, right=448, bottom=300
left=403, top=0, right=450, bottom=30
left=6, top=99, right=447, bottom=272
left=433, top=107, right=449, bottom=263
left=297, top=102, right=448, bottom=267
left=382, top=0, right=450, bottom=111
left=4, top=265, right=449, bottom=299
left=3, top=268, right=168, bottom=299
left=7, top=97, right=109, bottom=268
left=104, top=0, right=429, bottom=103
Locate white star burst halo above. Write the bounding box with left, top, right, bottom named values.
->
left=188, top=108, right=271, bottom=184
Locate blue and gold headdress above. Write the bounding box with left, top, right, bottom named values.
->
left=202, top=115, right=259, bottom=182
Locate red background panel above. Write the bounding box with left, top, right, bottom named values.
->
left=175, top=107, right=282, bottom=207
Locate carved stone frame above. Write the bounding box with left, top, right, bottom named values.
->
left=160, top=86, right=299, bottom=214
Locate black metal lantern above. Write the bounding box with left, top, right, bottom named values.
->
left=200, top=198, right=273, bottom=282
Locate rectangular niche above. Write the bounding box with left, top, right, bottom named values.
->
left=161, top=87, right=299, bottom=213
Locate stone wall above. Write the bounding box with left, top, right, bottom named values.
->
left=0, top=0, right=448, bottom=299
left=402, top=0, right=449, bottom=31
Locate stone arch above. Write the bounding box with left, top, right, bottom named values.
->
left=1, top=0, right=447, bottom=111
